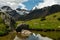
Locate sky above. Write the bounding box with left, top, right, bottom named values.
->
left=21, top=0, right=43, bottom=10
left=0, top=0, right=60, bottom=10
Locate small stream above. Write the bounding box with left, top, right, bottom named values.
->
left=0, top=31, right=60, bottom=40
left=14, top=33, right=53, bottom=40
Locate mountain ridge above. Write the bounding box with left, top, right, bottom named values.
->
left=20, top=4, right=60, bottom=21
left=0, top=4, right=60, bottom=21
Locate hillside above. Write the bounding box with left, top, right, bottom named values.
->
left=17, top=12, right=60, bottom=29
left=18, top=5, right=60, bottom=21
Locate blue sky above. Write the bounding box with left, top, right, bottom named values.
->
left=19, top=0, right=44, bottom=10
left=23, top=0, right=43, bottom=10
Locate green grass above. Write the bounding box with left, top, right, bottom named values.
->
left=17, top=12, right=60, bottom=29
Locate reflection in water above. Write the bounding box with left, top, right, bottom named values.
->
left=14, top=35, right=20, bottom=40
left=14, top=35, right=26, bottom=40
left=14, top=33, right=53, bottom=40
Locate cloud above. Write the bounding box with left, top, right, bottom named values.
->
left=0, top=0, right=28, bottom=9
left=19, top=3, right=27, bottom=10
left=55, top=0, right=60, bottom=4
left=33, top=0, right=60, bottom=9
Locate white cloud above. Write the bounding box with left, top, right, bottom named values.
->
left=0, top=0, right=28, bottom=9
left=19, top=3, right=27, bottom=10
left=55, top=0, right=60, bottom=4
left=33, top=0, right=60, bottom=9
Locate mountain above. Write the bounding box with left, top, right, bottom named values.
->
left=0, top=6, right=30, bottom=21
left=0, top=6, right=21, bottom=21
left=16, top=8, right=30, bottom=15
left=16, top=8, right=21, bottom=11
left=7, top=10, right=21, bottom=21
left=0, top=5, right=60, bottom=21
left=1, top=6, right=12, bottom=12
left=20, top=4, right=60, bottom=21
left=16, top=4, right=60, bottom=29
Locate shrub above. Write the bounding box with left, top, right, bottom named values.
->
left=16, top=24, right=29, bottom=32
left=53, top=15, right=57, bottom=17
left=57, top=18, right=60, bottom=21
left=40, top=17, right=46, bottom=21
left=0, top=17, right=3, bottom=23
left=0, top=23, right=9, bottom=36
left=0, top=30, right=8, bottom=36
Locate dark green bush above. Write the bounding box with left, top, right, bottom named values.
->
left=0, top=23, right=9, bottom=36
left=0, top=30, right=9, bottom=36
left=57, top=18, right=60, bottom=21
left=40, top=17, right=46, bottom=21
left=0, top=17, right=3, bottom=23
left=53, top=15, right=57, bottom=17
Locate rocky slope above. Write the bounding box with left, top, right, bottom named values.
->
left=21, top=4, right=60, bottom=21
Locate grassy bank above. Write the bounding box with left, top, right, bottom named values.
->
left=17, top=12, right=60, bottom=29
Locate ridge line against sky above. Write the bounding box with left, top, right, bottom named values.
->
left=0, top=0, right=60, bottom=10
left=33, top=0, right=60, bottom=10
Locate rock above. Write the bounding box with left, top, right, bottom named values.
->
left=16, top=24, right=29, bottom=32
left=21, top=30, right=32, bottom=37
